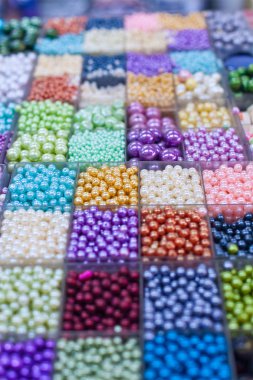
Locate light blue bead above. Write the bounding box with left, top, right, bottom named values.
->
left=36, top=33, right=84, bottom=55
left=171, top=50, right=221, bottom=74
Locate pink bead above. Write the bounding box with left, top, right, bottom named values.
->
left=79, top=271, right=93, bottom=281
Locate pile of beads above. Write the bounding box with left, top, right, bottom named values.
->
left=239, top=105, right=253, bottom=151
left=74, top=164, right=138, bottom=206
left=69, top=129, right=125, bottom=162
left=126, top=31, right=167, bottom=53
left=0, top=17, right=41, bottom=54
left=229, top=64, right=253, bottom=93
left=44, top=16, right=86, bottom=35
left=73, top=103, right=125, bottom=131
left=28, top=75, right=79, bottom=104
left=0, top=337, right=56, bottom=379
left=158, top=12, right=207, bottom=30
left=171, top=50, right=220, bottom=74
left=144, top=331, right=231, bottom=380
left=79, top=82, right=125, bottom=106
left=83, top=55, right=125, bottom=81
left=125, top=13, right=160, bottom=31
left=210, top=211, right=253, bottom=257
left=221, top=261, right=253, bottom=331
left=203, top=163, right=253, bottom=204
left=36, top=33, right=84, bottom=55
left=54, top=337, right=141, bottom=380
left=67, top=206, right=138, bottom=263
left=7, top=100, right=74, bottom=165
left=63, top=266, right=139, bottom=332
left=144, top=264, right=223, bottom=335
left=0, top=53, right=36, bottom=103
left=168, top=29, right=211, bottom=51
left=0, top=103, right=16, bottom=133
left=140, top=164, right=204, bottom=205
left=34, top=55, right=82, bottom=77
left=86, top=17, right=123, bottom=29
left=127, top=53, right=173, bottom=76
left=127, top=102, right=183, bottom=161
left=8, top=163, right=76, bottom=211
left=178, top=102, right=232, bottom=130
left=0, top=208, right=70, bottom=264
left=175, top=71, right=225, bottom=104
left=84, top=29, right=125, bottom=55
left=183, top=127, right=245, bottom=162
left=127, top=73, right=175, bottom=109
left=207, top=11, right=253, bottom=57
left=141, top=206, right=211, bottom=259
left=0, top=265, right=63, bottom=334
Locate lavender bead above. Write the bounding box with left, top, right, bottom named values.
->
left=127, top=102, right=184, bottom=161
left=0, top=338, right=55, bottom=379
left=127, top=53, right=173, bottom=76
left=67, top=206, right=138, bottom=263
left=144, top=263, right=223, bottom=336
left=168, top=29, right=211, bottom=51
left=184, top=127, right=245, bottom=162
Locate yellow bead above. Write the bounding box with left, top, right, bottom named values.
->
left=74, top=197, right=83, bottom=206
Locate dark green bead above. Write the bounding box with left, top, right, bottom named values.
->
left=247, top=64, right=253, bottom=76
left=237, top=67, right=247, bottom=76
left=230, top=77, right=241, bottom=91
left=45, top=28, right=59, bottom=39
left=248, top=79, right=253, bottom=93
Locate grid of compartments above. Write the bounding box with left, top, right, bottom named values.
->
left=1, top=11, right=253, bottom=380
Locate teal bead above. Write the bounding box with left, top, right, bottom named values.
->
left=8, top=163, right=77, bottom=211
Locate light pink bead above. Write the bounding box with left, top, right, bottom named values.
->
left=125, top=13, right=160, bottom=31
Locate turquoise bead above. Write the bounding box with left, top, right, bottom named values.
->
left=0, top=103, right=16, bottom=133
left=171, top=50, right=221, bottom=74
left=8, top=163, right=77, bottom=212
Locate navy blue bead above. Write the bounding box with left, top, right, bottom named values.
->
left=86, top=17, right=123, bottom=30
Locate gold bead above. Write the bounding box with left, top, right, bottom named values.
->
left=77, top=178, right=85, bottom=186
left=82, top=192, right=91, bottom=201
left=74, top=197, right=83, bottom=206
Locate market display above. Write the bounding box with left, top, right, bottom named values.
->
left=1, top=11, right=253, bottom=380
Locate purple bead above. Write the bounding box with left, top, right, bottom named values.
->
left=139, top=130, right=155, bottom=144
left=139, top=144, right=158, bottom=160
left=127, top=141, right=142, bottom=158
left=163, top=130, right=183, bottom=146
left=129, top=113, right=146, bottom=127
left=127, top=101, right=145, bottom=115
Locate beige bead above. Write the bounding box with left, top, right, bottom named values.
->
left=34, top=55, right=83, bottom=77
left=0, top=209, right=70, bottom=264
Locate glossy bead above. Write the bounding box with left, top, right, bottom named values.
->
left=142, top=206, right=211, bottom=258
left=63, top=267, right=139, bottom=332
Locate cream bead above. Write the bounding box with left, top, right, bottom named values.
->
left=140, top=165, right=204, bottom=205
left=0, top=208, right=70, bottom=264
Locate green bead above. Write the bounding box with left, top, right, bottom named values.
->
left=230, top=77, right=241, bottom=91
left=227, top=243, right=238, bottom=255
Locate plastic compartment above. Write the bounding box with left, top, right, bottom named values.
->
left=139, top=161, right=206, bottom=205
left=140, top=204, right=214, bottom=261
left=0, top=262, right=64, bottom=336
left=216, top=259, right=253, bottom=334
left=208, top=204, right=253, bottom=259
left=126, top=108, right=185, bottom=162
left=65, top=204, right=139, bottom=264
left=60, top=262, right=141, bottom=334
left=5, top=161, right=79, bottom=211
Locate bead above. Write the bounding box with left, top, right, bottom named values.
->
left=171, top=50, right=220, bottom=75
left=79, top=82, right=125, bottom=106
left=158, top=12, right=206, bottom=30
left=74, top=164, right=138, bottom=206
left=126, top=31, right=167, bottom=53
left=144, top=263, right=224, bottom=335
left=221, top=261, right=253, bottom=331
left=44, top=16, right=86, bottom=35
left=0, top=266, right=62, bottom=333
left=125, top=13, right=160, bottom=31
left=63, top=267, right=139, bottom=332
left=84, top=29, right=125, bottom=55
left=36, top=34, right=84, bottom=55
left=8, top=163, right=76, bottom=212
left=0, top=337, right=56, bottom=379
left=0, top=208, right=70, bottom=264
left=127, top=73, right=175, bottom=108
left=87, top=17, right=123, bottom=30
left=0, top=53, right=36, bottom=103
left=140, top=164, right=204, bottom=204
left=54, top=337, right=140, bottom=380
left=127, top=54, right=172, bottom=76
left=67, top=206, right=138, bottom=263
left=144, top=331, right=231, bottom=380
left=141, top=206, right=212, bottom=259
left=34, top=55, right=82, bottom=77
left=83, top=55, right=125, bottom=82
left=168, top=29, right=211, bottom=51
left=0, top=17, right=41, bottom=54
